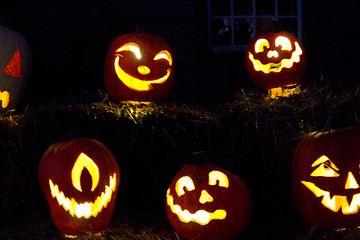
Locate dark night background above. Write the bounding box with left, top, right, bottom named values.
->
left=0, top=0, right=358, bottom=103
left=1, top=0, right=360, bottom=239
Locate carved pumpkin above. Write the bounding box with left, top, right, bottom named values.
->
left=38, top=138, right=121, bottom=236
left=0, top=26, right=31, bottom=110
left=104, top=33, right=174, bottom=103
left=292, top=127, right=360, bottom=229
left=245, top=31, right=305, bottom=97
left=166, top=152, right=252, bottom=240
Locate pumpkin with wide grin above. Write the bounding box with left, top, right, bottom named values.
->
left=104, top=33, right=174, bottom=103
left=114, top=42, right=172, bottom=91
left=292, top=127, right=360, bottom=229
left=245, top=31, right=305, bottom=91
left=166, top=155, right=251, bottom=240
left=38, top=138, right=121, bottom=236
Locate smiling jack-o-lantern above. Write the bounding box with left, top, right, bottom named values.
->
left=38, top=138, right=120, bottom=236
left=104, top=33, right=174, bottom=103
left=166, top=152, right=252, bottom=240
left=0, top=26, right=31, bottom=110
left=292, top=127, right=360, bottom=229
left=245, top=31, right=305, bottom=97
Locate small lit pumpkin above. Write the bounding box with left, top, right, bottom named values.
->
left=166, top=152, right=252, bottom=240
left=245, top=31, right=305, bottom=97
left=0, top=26, right=31, bottom=110
left=104, top=33, right=174, bottom=103
left=38, top=138, right=121, bottom=236
left=292, top=127, right=360, bottom=229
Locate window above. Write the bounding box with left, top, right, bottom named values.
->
left=208, top=0, right=302, bottom=52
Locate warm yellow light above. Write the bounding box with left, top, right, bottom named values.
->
left=49, top=173, right=117, bottom=218
left=301, top=181, right=360, bottom=214
left=254, top=38, right=269, bottom=53
left=175, top=176, right=195, bottom=196
left=208, top=171, right=229, bottom=188
left=0, top=91, right=10, bottom=108
left=268, top=85, right=301, bottom=99
left=310, top=155, right=339, bottom=177
left=248, top=42, right=303, bottom=74
left=137, top=65, right=150, bottom=75
left=275, top=36, right=292, bottom=51
left=345, top=172, right=359, bottom=189
left=166, top=189, right=227, bottom=225
left=71, top=153, right=99, bottom=192
left=114, top=56, right=171, bottom=91
left=116, top=42, right=141, bottom=59
left=154, top=50, right=173, bottom=66
left=267, top=50, right=279, bottom=58
left=199, top=190, right=213, bottom=204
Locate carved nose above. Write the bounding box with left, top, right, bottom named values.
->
left=345, top=172, right=359, bottom=189
left=199, top=190, right=213, bottom=204
left=137, top=65, right=151, bottom=75
left=267, top=50, right=279, bottom=58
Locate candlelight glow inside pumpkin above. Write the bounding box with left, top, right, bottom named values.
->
left=166, top=171, right=229, bottom=225
left=301, top=155, right=360, bottom=214
left=292, top=127, right=360, bottom=229
left=245, top=32, right=305, bottom=97
left=104, top=33, right=174, bottom=103
left=38, top=138, right=121, bottom=236
left=48, top=153, right=117, bottom=219
left=114, top=42, right=172, bottom=91
left=165, top=156, right=252, bottom=240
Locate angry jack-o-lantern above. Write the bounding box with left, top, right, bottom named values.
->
left=104, top=33, right=174, bottom=103
left=166, top=152, right=252, bottom=240
left=292, top=127, right=360, bottom=229
left=245, top=32, right=305, bottom=97
left=38, top=138, right=120, bottom=236
left=0, top=26, right=31, bottom=110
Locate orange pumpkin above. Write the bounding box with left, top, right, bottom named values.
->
left=38, top=138, right=120, bottom=236
left=104, top=33, right=174, bottom=103
left=292, top=127, right=360, bottom=229
left=166, top=152, right=252, bottom=240
left=245, top=31, right=305, bottom=92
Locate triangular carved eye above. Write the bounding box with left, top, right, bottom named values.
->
left=3, top=49, right=21, bottom=78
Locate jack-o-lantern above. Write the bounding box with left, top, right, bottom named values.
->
left=38, top=138, right=121, bottom=236
left=292, top=127, right=360, bottom=229
left=0, top=26, right=31, bottom=110
left=245, top=31, right=305, bottom=97
left=104, top=33, right=174, bottom=103
left=166, top=152, right=252, bottom=240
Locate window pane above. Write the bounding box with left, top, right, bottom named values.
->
left=278, top=0, right=297, bottom=15
left=256, top=0, right=275, bottom=15
left=278, top=18, right=298, bottom=37
left=211, top=0, right=231, bottom=16
left=234, top=0, right=254, bottom=15
left=211, top=18, right=232, bottom=45
left=256, top=17, right=276, bottom=33
left=234, top=18, right=252, bottom=45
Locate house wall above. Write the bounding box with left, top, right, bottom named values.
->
left=1, top=0, right=358, bottom=102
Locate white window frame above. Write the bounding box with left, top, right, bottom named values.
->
left=208, top=0, right=302, bottom=52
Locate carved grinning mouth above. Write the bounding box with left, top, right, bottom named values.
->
left=302, top=181, right=360, bottom=214
left=248, top=42, right=303, bottom=74
left=166, top=189, right=227, bottom=225
left=49, top=173, right=117, bottom=219
left=114, top=56, right=171, bottom=92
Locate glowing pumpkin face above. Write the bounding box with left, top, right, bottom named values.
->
left=0, top=26, right=31, bottom=110
left=104, top=33, right=174, bottom=103
left=38, top=138, right=120, bottom=236
left=292, top=127, right=360, bottom=229
left=166, top=161, right=252, bottom=240
left=245, top=32, right=305, bottom=93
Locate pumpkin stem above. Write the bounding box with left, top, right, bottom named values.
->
left=191, top=151, right=208, bottom=165
left=322, top=115, right=334, bottom=131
